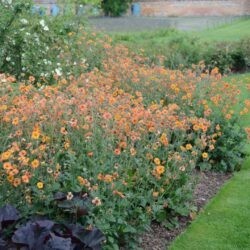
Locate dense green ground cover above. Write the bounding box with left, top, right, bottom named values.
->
left=169, top=73, right=250, bottom=250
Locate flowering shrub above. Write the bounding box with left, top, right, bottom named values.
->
left=0, top=0, right=107, bottom=84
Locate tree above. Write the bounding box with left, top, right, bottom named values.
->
left=101, top=0, right=132, bottom=17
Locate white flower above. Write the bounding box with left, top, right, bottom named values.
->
left=20, top=19, right=28, bottom=25
left=39, top=19, right=46, bottom=27
left=55, top=68, right=62, bottom=76
left=6, top=57, right=11, bottom=62
left=43, top=26, right=49, bottom=31
left=2, top=0, right=12, bottom=5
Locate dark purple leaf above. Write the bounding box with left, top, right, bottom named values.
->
left=0, top=238, right=6, bottom=248
left=54, top=192, right=66, bottom=201
left=0, top=205, right=20, bottom=230
left=36, top=220, right=55, bottom=230
left=68, top=224, right=105, bottom=249
left=12, top=220, right=54, bottom=249
left=44, top=233, right=72, bottom=250
left=12, top=221, right=36, bottom=248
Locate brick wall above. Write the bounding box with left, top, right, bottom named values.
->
left=134, top=0, right=250, bottom=16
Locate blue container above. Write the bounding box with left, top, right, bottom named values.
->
left=51, top=4, right=60, bottom=16
left=131, top=3, right=141, bottom=16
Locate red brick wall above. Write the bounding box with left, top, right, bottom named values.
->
left=134, top=0, right=250, bottom=16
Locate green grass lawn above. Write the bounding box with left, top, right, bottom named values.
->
left=112, top=17, right=250, bottom=46
left=197, top=18, right=250, bottom=42
left=169, top=73, right=250, bottom=250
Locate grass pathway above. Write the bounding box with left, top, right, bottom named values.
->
left=169, top=74, right=250, bottom=250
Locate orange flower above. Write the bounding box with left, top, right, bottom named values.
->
left=155, top=165, right=165, bottom=175
left=21, top=174, right=30, bottom=183
left=3, top=162, right=13, bottom=170
left=12, top=117, right=19, bottom=126
left=114, top=148, right=121, bottom=155
left=60, top=127, right=68, bottom=135
left=103, top=174, right=113, bottom=183
left=7, top=175, right=14, bottom=183
left=1, top=151, right=12, bottom=161
left=154, top=158, right=161, bottom=165
left=193, top=124, right=200, bottom=131
left=13, top=178, right=21, bottom=187
left=77, top=176, right=90, bottom=187
left=31, top=159, right=40, bottom=169
left=31, top=130, right=40, bottom=139
left=185, top=144, right=192, bottom=150
left=160, top=133, right=168, bottom=146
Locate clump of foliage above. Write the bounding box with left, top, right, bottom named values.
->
left=0, top=204, right=105, bottom=249
left=101, top=0, right=132, bottom=17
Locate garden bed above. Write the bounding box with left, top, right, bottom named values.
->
left=140, top=170, right=232, bottom=250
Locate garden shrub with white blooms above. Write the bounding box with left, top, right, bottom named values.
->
left=0, top=0, right=106, bottom=84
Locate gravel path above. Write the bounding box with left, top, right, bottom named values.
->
left=89, top=16, right=239, bottom=32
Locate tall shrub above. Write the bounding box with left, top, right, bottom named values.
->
left=101, top=0, right=132, bottom=16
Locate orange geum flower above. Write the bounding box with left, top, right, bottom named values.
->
left=185, top=144, right=193, bottom=150
left=1, top=151, right=12, bottom=161
left=13, top=178, right=21, bottom=187
left=155, top=165, right=165, bottom=175
left=60, top=127, right=68, bottom=135
left=9, top=168, right=19, bottom=176
left=31, top=130, right=40, bottom=140
left=21, top=174, right=30, bottom=183
left=114, top=148, right=121, bottom=155
left=193, top=124, right=200, bottom=131
left=119, top=141, right=127, bottom=149
left=154, top=158, right=161, bottom=165
left=7, top=175, right=14, bottom=183
left=3, top=162, right=13, bottom=170
left=31, top=159, right=40, bottom=169
left=103, top=174, right=113, bottom=183
left=77, top=176, right=90, bottom=187
left=160, top=133, right=168, bottom=146
left=12, top=117, right=19, bottom=126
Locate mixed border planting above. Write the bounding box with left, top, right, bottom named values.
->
left=0, top=1, right=249, bottom=249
